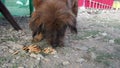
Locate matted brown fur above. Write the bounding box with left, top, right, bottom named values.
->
left=29, top=0, right=78, bottom=47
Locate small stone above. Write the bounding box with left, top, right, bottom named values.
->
left=9, top=28, right=14, bottom=32
left=9, top=49, right=14, bottom=53
left=62, top=61, right=70, bottom=65
left=80, top=46, right=88, bottom=51
left=30, top=53, right=37, bottom=58
left=18, top=67, right=24, bottom=68
left=53, top=55, right=59, bottom=58
left=14, top=44, right=23, bottom=49
left=36, top=54, right=44, bottom=60
left=23, top=36, right=31, bottom=40
left=16, top=56, right=20, bottom=59
left=37, top=57, right=41, bottom=60
left=90, top=52, right=96, bottom=60
left=86, top=36, right=92, bottom=39
left=76, top=58, right=86, bottom=64
left=7, top=41, right=23, bottom=49
left=12, top=59, right=16, bottom=63
left=43, top=58, right=50, bottom=62
left=101, top=32, right=107, bottom=36
left=109, top=39, right=114, bottom=44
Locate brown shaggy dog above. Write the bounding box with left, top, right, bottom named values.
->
left=29, top=0, right=78, bottom=47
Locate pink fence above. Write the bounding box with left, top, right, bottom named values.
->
left=78, top=0, right=113, bottom=9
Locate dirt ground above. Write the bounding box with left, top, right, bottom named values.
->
left=0, top=9, right=120, bottom=68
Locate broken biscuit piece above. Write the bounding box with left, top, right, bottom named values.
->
left=42, top=47, right=56, bottom=54
left=23, top=44, right=41, bottom=53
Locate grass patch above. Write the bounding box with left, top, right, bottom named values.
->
left=112, top=24, right=120, bottom=29
left=70, top=34, right=85, bottom=40
left=12, top=63, right=18, bottom=68
left=0, top=56, right=14, bottom=66
left=114, top=38, right=120, bottom=45
left=87, top=47, right=96, bottom=52
left=0, top=37, right=18, bottom=42
left=0, top=57, right=7, bottom=65
left=71, top=30, right=100, bottom=40
left=84, top=30, right=100, bottom=37
left=95, top=52, right=114, bottom=67
left=113, top=47, right=120, bottom=59
left=102, top=36, right=112, bottom=42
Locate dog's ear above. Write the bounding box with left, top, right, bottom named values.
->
left=29, top=11, right=44, bottom=37
left=32, top=23, right=44, bottom=38
left=29, top=11, right=40, bottom=31
left=33, top=0, right=44, bottom=9
left=58, top=10, right=77, bottom=33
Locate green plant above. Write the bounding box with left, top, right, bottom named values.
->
left=0, top=57, right=7, bottom=65
left=114, top=38, right=120, bottom=45
left=12, top=63, right=18, bottom=68
left=71, top=30, right=100, bottom=40
left=95, top=52, right=113, bottom=67
left=87, top=47, right=96, bottom=52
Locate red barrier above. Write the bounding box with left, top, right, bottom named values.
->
left=78, top=0, right=84, bottom=7
left=78, top=0, right=113, bottom=9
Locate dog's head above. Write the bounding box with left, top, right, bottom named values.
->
left=29, top=0, right=77, bottom=47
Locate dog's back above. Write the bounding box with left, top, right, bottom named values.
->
left=33, top=0, right=78, bottom=16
